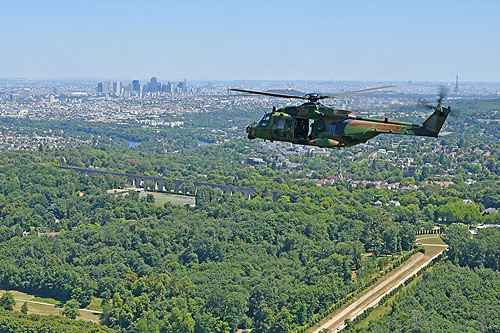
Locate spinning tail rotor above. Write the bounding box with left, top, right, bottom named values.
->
left=418, top=86, right=459, bottom=118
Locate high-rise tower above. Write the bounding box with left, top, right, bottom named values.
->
left=150, top=77, right=158, bottom=93
left=454, top=75, right=459, bottom=93
left=132, top=80, right=140, bottom=92
left=114, top=80, right=121, bottom=95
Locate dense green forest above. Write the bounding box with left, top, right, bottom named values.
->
left=0, top=153, right=418, bottom=331
left=0, top=98, right=498, bottom=331
left=446, top=225, right=500, bottom=270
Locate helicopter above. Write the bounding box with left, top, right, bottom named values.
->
left=230, top=86, right=453, bottom=148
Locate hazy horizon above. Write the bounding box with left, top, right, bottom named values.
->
left=2, top=78, right=500, bottom=85
left=2, top=1, right=500, bottom=82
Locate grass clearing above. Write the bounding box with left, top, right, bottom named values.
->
left=108, top=187, right=196, bottom=207
left=86, top=297, right=103, bottom=312
left=14, top=300, right=60, bottom=316
left=0, top=289, right=101, bottom=324
left=1, top=289, right=61, bottom=306
left=1, top=289, right=36, bottom=301
left=141, top=191, right=195, bottom=207
left=77, top=310, right=101, bottom=323
left=32, top=296, right=62, bottom=305
left=416, top=235, right=445, bottom=245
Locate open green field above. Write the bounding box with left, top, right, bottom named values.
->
left=141, top=191, right=195, bottom=206
left=416, top=234, right=446, bottom=245
left=107, top=188, right=196, bottom=207
left=32, top=296, right=62, bottom=305
left=86, top=297, right=103, bottom=312
left=0, top=290, right=101, bottom=323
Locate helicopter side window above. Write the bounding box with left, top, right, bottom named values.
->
left=258, top=114, right=270, bottom=127
left=276, top=119, right=285, bottom=130
left=329, top=123, right=337, bottom=135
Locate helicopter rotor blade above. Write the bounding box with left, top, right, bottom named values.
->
left=229, top=88, right=307, bottom=100
left=320, top=86, right=395, bottom=99
left=327, top=89, right=392, bottom=99
left=231, top=86, right=394, bottom=103
left=417, top=98, right=435, bottom=109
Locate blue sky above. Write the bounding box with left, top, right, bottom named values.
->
left=1, top=0, right=499, bottom=81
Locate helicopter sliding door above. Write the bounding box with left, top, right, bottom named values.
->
left=294, top=118, right=309, bottom=140
left=272, top=115, right=293, bottom=140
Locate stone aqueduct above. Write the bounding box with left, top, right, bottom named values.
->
left=57, top=166, right=256, bottom=200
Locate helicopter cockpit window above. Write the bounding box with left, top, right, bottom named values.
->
left=258, top=114, right=270, bottom=127
left=276, top=119, right=285, bottom=129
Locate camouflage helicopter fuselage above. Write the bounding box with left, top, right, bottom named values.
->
left=246, top=102, right=451, bottom=148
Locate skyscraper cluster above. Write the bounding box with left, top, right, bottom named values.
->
left=97, top=77, right=188, bottom=97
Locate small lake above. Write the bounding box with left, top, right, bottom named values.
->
left=198, top=139, right=210, bottom=146
left=128, top=141, right=141, bottom=148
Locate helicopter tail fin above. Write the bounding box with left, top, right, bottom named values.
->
left=417, top=107, right=452, bottom=137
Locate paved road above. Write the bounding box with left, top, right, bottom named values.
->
left=312, top=238, right=447, bottom=332
left=14, top=298, right=103, bottom=314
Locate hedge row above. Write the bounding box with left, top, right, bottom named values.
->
left=348, top=251, right=445, bottom=331
left=296, top=248, right=420, bottom=332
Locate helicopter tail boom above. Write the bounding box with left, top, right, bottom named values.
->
left=358, top=105, right=452, bottom=138
left=416, top=106, right=452, bottom=137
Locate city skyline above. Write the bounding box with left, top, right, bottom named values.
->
left=96, top=77, right=188, bottom=96
left=1, top=1, right=500, bottom=82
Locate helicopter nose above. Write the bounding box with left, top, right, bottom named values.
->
left=246, top=122, right=256, bottom=133
left=246, top=123, right=256, bottom=139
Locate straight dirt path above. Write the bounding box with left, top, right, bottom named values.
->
left=311, top=235, right=447, bottom=332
